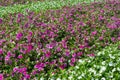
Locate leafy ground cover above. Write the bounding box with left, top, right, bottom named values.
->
left=0, top=0, right=53, bottom=6
left=0, top=0, right=101, bottom=18
left=36, top=42, right=120, bottom=80
left=0, top=0, right=120, bottom=80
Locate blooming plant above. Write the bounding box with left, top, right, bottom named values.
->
left=0, top=0, right=120, bottom=79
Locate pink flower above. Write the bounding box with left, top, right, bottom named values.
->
left=34, top=63, right=45, bottom=71
left=59, top=64, right=67, bottom=70
left=111, top=37, right=115, bottom=42
left=45, top=52, right=51, bottom=58
left=5, top=56, right=10, bottom=61
left=77, top=52, right=83, bottom=56
left=79, top=45, right=85, bottom=49
left=87, top=53, right=95, bottom=57
left=24, top=73, right=30, bottom=79
left=69, top=62, right=74, bottom=66
left=16, top=32, right=23, bottom=40
left=57, top=47, right=61, bottom=52
left=7, top=51, right=12, bottom=57
left=0, top=49, right=3, bottom=55
left=72, top=53, right=77, bottom=57
left=18, top=67, right=27, bottom=73
left=102, top=30, right=106, bottom=33
left=100, top=9, right=104, bottom=13
left=28, top=31, right=33, bottom=36
left=0, top=18, right=3, bottom=24
left=78, top=21, right=86, bottom=26
left=59, top=57, right=65, bottom=63
left=91, top=31, right=97, bottom=35
left=26, top=44, right=33, bottom=53
left=118, top=37, right=120, bottom=40
left=46, top=44, right=53, bottom=49
left=107, top=23, right=117, bottom=29
left=0, top=74, right=3, bottom=80
left=99, top=36, right=104, bottom=40
left=18, top=54, right=23, bottom=59
left=99, top=15, right=104, bottom=21
left=71, top=58, right=76, bottom=63
left=65, top=51, right=70, bottom=56
left=13, top=67, right=19, bottom=72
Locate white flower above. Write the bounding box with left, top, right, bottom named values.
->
left=78, top=76, right=82, bottom=79
left=88, top=60, right=91, bottom=63
left=95, top=73, right=102, bottom=77
left=57, top=78, right=61, bottom=80
left=97, top=52, right=102, bottom=56
left=117, top=67, right=120, bottom=72
left=75, top=66, right=79, bottom=69
left=68, top=76, right=73, bottom=80
left=78, top=59, right=84, bottom=63
left=109, top=54, right=112, bottom=57
left=88, top=68, right=96, bottom=74
left=100, top=66, right=106, bottom=73
left=101, top=77, right=106, bottom=80
left=81, top=73, right=85, bottom=77
left=109, top=62, right=113, bottom=66
left=40, top=77, right=44, bottom=80
left=93, top=65, right=97, bottom=68
left=112, top=68, right=116, bottom=72
left=109, top=54, right=115, bottom=59
left=109, top=75, right=113, bottom=78
left=101, top=61, right=106, bottom=65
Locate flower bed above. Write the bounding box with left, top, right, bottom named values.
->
left=0, top=0, right=120, bottom=79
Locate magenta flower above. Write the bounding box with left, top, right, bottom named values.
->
left=57, top=47, right=61, bottom=52
left=13, top=67, right=19, bottom=72
left=5, top=56, right=10, bottom=61
left=45, top=52, right=51, bottom=58
left=16, top=32, right=23, bottom=40
left=26, top=36, right=31, bottom=42
left=7, top=51, right=12, bottom=57
left=69, top=62, right=74, bottom=66
left=79, top=45, right=85, bottom=49
left=18, top=67, right=27, bottom=73
left=87, top=53, right=95, bottom=57
left=0, top=74, right=3, bottom=80
left=78, top=21, right=86, bottom=26
left=98, top=15, right=104, bottom=21
left=34, top=63, right=45, bottom=71
left=100, top=9, right=104, bottom=13
left=18, top=54, right=23, bottom=59
left=77, top=52, right=83, bottom=56
left=0, top=18, right=3, bottom=24
left=29, top=31, right=33, bottom=36
left=107, top=23, right=117, bottom=29
left=59, top=57, right=65, bottom=63
left=59, top=64, right=67, bottom=70
left=65, top=50, right=70, bottom=56
left=99, top=36, right=104, bottom=40
left=111, top=37, right=115, bottom=42
left=71, top=57, right=76, bottom=63
left=26, top=44, right=33, bottom=53
left=23, top=73, right=30, bottom=79
left=72, top=53, right=77, bottom=57
left=118, top=37, right=120, bottom=40
left=0, top=49, right=3, bottom=55
left=46, top=44, right=53, bottom=49
left=91, top=31, right=97, bottom=35
left=31, top=70, right=37, bottom=75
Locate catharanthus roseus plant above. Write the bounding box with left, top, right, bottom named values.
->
left=0, top=0, right=120, bottom=79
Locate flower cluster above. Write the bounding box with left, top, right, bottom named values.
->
left=0, top=0, right=120, bottom=79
